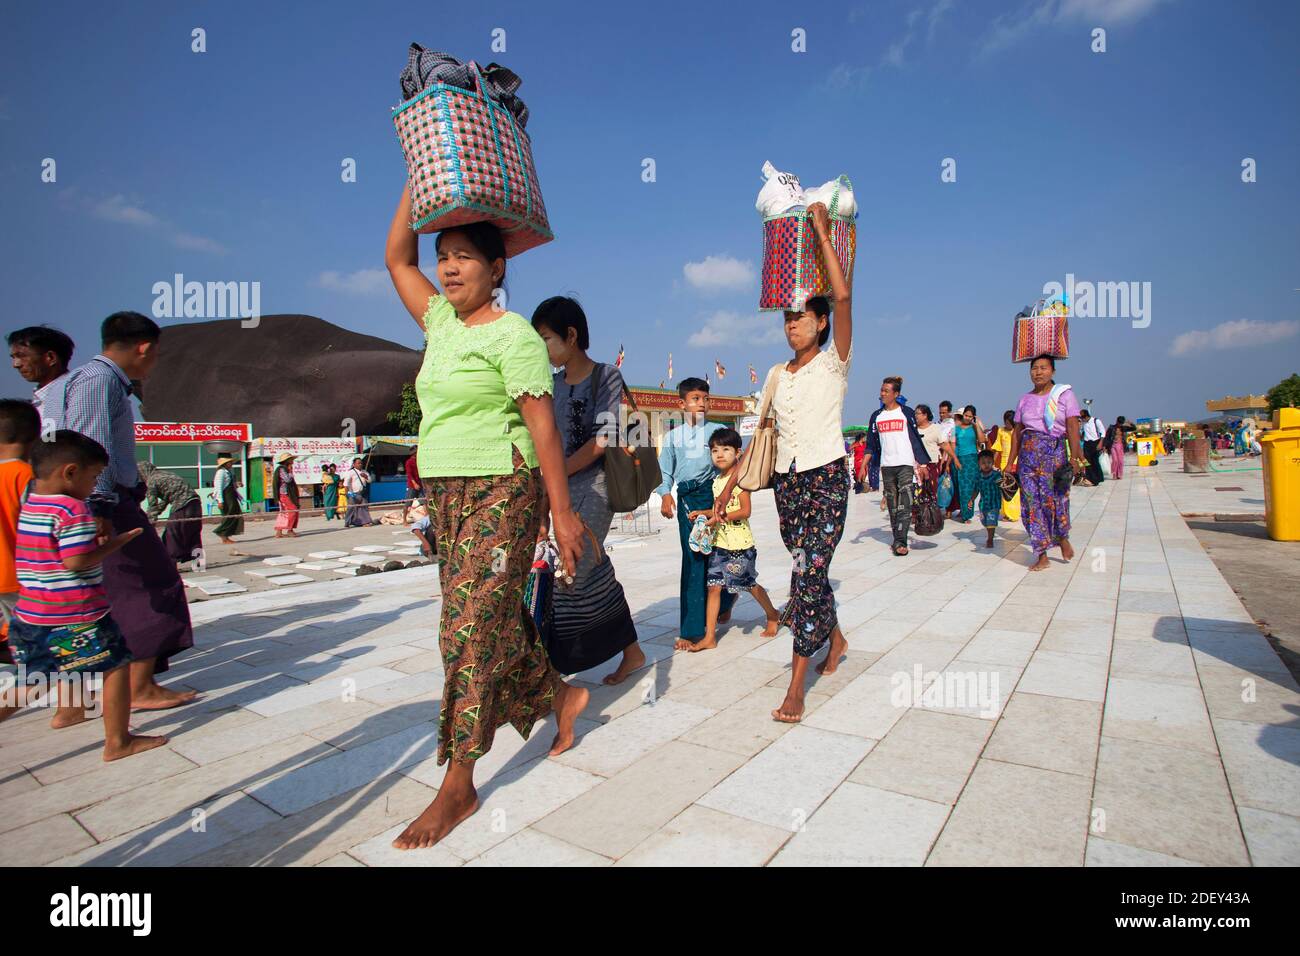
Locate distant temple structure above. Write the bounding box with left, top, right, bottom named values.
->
left=1205, top=393, right=1271, bottom=422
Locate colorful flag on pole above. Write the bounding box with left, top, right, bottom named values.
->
left=667, top=353, right=673, bottom=381
left=749, top=364, right=758, bottom=385
left=615, top=344, right=625, bottom=369
left=715, top=359, right=726, bottom=379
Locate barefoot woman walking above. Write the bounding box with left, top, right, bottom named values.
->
left=385, top=185, right=589, bottom=849
left=1006, top=355, right=1085, bottom=572
left=716, top=202, right=853, bottom=723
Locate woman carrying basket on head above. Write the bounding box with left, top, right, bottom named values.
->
left=715, top=201, right=854, bottom=724
left=385, top=184, right=590, bottom=850
left=1006, top=355, right=1086, bottom=572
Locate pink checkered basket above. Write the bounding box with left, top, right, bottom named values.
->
left=759, top=175, right=855, bottom=312
left=393, top=62, right=552, bottom=257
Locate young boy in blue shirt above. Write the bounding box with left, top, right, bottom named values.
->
left=655, top=377, right=737, bottom=650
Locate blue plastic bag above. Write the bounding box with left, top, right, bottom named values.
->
left=937, top=472, right=954, bottom=510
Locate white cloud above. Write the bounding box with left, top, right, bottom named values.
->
left=1056, top=0, right=1170, bottom=21
left=826, top=63, right=872, bottom=90
left=682, top=255, right=756, bottom=293
left=172, top=231, right=229, bottom=255
left=978, top=0, right=1172, bottom=57
left=81, top=192, right=227, bottom=254
left=317, top=268, right=391, bottom=296
left=688, top=311, right=787, bottom=348
left=93, top=194, right=159, bottom=227
left=1169, top=319, right=1300, bottom=357
left=833, top=1, right=954, bottom=87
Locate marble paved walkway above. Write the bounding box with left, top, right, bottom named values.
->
left=2, top=467, right=1297, bottom=866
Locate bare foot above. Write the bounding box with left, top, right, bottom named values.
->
left=674, top=638, right=696, bottom=651
left=688, top=636, right=717, bottom=653
left=549, top=682, right=590, bottom=756
left=103, top=734, right=168, bottom=762
left=1029, top=553, right=1051, bottom=572
left=50, top=708, right=91, bottom=729
left=602, top=644, right=646, bottom=685
left=816, top=632, right=848, bottom=675
left=392, top=788, right=479, bottom=850
left=771, top=692, right=805, bottom=723
left=1059, top=539, right=1075, bottom=561
left=131, top=686, right=198, bottom=711
left=762, top=617, right=780, bottom=637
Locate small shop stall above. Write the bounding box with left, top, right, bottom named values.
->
left=248, top=437, right=360, bottom=512
left=360, top=436, right=419, bottom=504
left=133, top=422, right=252, bottom=516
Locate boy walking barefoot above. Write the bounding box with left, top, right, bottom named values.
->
left=686, top=429, right=781, bottom=651
left=966, top=449, right=1002, bottom=548
left=0, top=430, right=165, bottom=761
left=656, top=378, right=737, bottom=650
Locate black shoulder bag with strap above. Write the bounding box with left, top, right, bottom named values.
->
left=591, top=363, right=662, bottom=513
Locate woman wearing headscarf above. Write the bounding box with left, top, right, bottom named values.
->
left=1006, top=355, right=1085, bottom=571
left=212, top=456, right=244, bottom=544
left=385, top=184, right=589, bottom=849
left=272, top=452, right=299, bottom=538
left=715, top=202, right=853, bottom=724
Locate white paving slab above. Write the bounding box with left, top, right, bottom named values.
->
left=194, top=581, right=249, bottom=595
left=267, top=574, right=315, bottom=587
left=697, top=725, right=875, bottom=831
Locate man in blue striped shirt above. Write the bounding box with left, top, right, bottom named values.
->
left=49, top=312, right=195, bottom=710
left=654, top=378, right=737, bottom=647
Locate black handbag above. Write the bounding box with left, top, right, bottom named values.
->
left=591, top=363, right=662, bottom=513
left=912, top=472, right=945, bottom=536
left=1053, top=462, right=1075, bottom=495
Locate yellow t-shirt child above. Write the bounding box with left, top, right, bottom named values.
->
left=711, top=474, right=755, bottom=551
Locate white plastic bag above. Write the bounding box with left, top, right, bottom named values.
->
left=803, top=177, right=857, bottom=219
left=755, top=161, right=805, bottom=218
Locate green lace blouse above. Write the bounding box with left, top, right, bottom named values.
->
left=415, top=295, right=554, bottom=477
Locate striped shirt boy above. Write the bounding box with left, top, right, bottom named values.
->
left=14, top=493, right=110, bottom=626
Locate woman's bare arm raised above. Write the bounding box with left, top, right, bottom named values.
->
left=810, top=201, right=852, bottom=363
left=386, top=184, right=439, bottom=328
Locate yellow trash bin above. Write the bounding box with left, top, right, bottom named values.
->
left=1136, top=436, right=1159, bottom=468
left=1260, top=407, right=1300, bottom=541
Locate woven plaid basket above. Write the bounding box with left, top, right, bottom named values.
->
left=1011, top=311, right=1070, bottom=363
left=393, top=62, right=552, bottom=257
left=759, top=175, right=856, bottom=312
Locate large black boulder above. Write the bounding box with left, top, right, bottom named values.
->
left=144, top=315, right=421, bottom=436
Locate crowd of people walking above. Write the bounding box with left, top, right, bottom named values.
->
left=1, top=187, right=1139, bottom=854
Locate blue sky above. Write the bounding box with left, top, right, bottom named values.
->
left=2, top=0, right=1297, bottom=425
